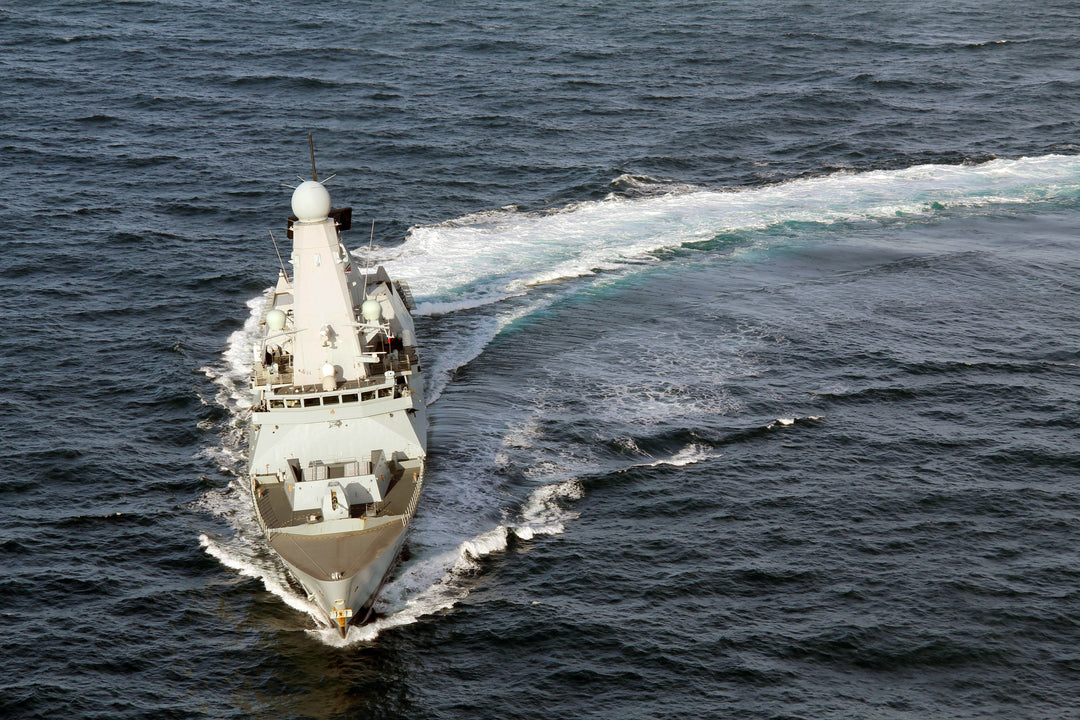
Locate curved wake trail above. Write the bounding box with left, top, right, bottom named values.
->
left=378, top=155, right=1080, bottom=311
left=195, top=155, right=1077, bottom=643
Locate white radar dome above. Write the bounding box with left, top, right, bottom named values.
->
left=266, top=309, right=286, bottom=331
left=320, top=362, right=337, bottom=391
left=361, top=299, right=382, bottom=322
left=291, top=180, right=331, bottom=222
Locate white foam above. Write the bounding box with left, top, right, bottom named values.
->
left=201, top=292, right=269, bottom=412
left=645, top=442, right=718, bottom=468
left=382, top=156, right=1080, bottom=408
left=376, top=155, right=1080, bottom=311
left=423, top=291, right=563, bottom=405
left=194, top=289, right=716, bottom=645
left=420, top=314, right=501, bottom=405
left=613, top=442, right=721, bottom=473
left=199, top=533, right=327, bottom=622
left=414, top=293, right=524, bottom=317
left=512, top=478, right=584, bottom=540
left=308, top=525, right=518, bottom=646
left=767, top=415, right=823, bottom=429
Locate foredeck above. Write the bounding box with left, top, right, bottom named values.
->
left=253, top=460, right=421, bottom=531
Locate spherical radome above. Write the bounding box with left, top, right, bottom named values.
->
left=291, top=180, right=331, bottom=222
left=361, top=299, right=382, bottom=322
left=266, top=309, right=286, bottom=331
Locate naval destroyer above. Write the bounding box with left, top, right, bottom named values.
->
left=247, top=173, right=427, bottom=635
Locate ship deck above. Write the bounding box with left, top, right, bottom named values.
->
left=252, top=460, right=423, bottom=584
left=253, top=460, right=420, bottom=531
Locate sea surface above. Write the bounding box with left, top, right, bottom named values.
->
left=3, top=1, right=1080, bottom=718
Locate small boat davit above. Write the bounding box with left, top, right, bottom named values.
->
left=247, top=171, right=427, bottom=636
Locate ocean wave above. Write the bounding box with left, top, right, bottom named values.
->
left=766, top=415, right=824, bottom=429
left=639, top=442, right=719, bottom=468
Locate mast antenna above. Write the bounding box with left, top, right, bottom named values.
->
left=362, top=219, right=375, bottom=297
left=269, top=229, right=289, bottom=281
left=308, top=132, right=318, bottom=181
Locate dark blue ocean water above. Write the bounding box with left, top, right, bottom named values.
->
left=4, top=1, right=1080, bottom=718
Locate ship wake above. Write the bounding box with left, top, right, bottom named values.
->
left=189, top=155, right=1074, bottom=641
left=197, top=306, right=714, bottom=644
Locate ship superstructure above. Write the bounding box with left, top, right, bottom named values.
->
left=247, top=178, right=427, bottom=634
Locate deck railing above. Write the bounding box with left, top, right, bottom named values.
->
left=252, top=353, right=418, bottom=392
left=402, top=463, right=425, bottom=527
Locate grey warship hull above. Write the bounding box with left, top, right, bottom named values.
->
left=247, top=178, right=427, bottom=634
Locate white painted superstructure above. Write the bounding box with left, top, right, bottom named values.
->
left=247, top=178, right=427, bottom=635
